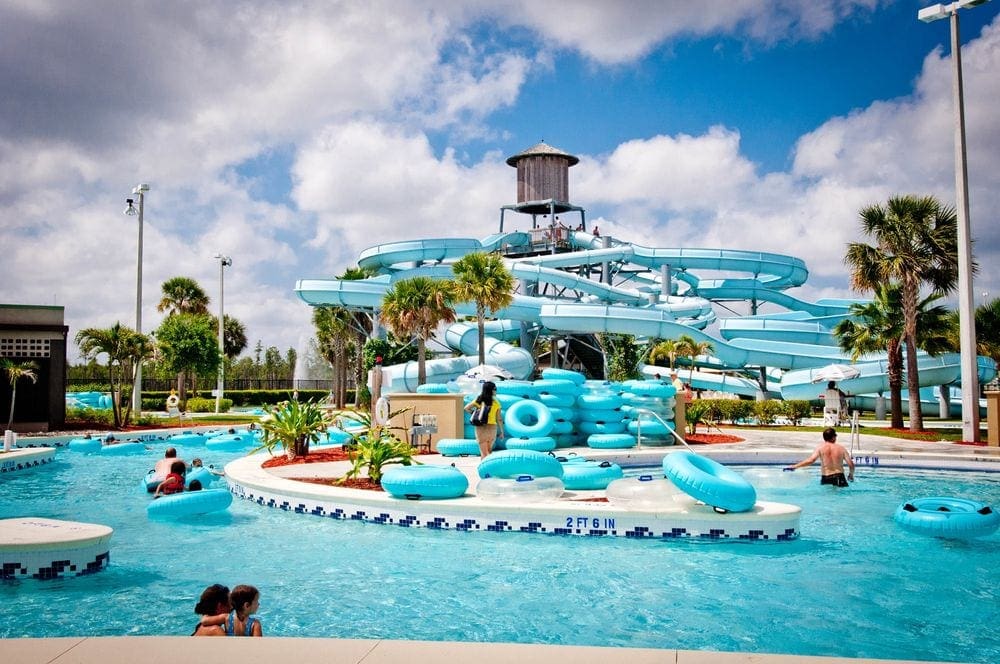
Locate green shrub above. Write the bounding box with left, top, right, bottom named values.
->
left=65, top=407, right=115, bottom=426
left=715, top=399, right=752, bottom=424
left=783, top=400, right=812, bottom=425
left=685, top=400, right=711, bottom=435
left=185, top=397, right=234, bottom=413
left=753, top=399, right=785, bottom=426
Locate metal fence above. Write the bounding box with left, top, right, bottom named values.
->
left=67, top=378, right=348, bottom=391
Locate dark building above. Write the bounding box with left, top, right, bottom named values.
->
left=1, top=304, right=68, bottom=432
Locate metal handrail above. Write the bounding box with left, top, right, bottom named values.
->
left=632, top=407, right=694, bottom=451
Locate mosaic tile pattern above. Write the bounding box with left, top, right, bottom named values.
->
left=1, top=551, right=110, bottom=580
left=229, top=481, right=799, bottom=541
left=0, top=453, right=55, bottom=474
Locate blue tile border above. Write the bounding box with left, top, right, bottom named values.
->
left=227, top=479, right=800, bottom=541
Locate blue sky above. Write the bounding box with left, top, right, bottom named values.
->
left=2, top=1, right=999, bottom=362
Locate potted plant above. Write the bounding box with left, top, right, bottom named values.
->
left=257, top=398, right=330, bottom=460
left=340, top=406, right=417, bottom=485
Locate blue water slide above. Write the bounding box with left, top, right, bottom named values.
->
left=639, top=365, right=761, bottom=398
left=695, top=280, right=854, bottom=317
left=718, top=319, right=838, bottom=346
left=780, top=356, right=997, bottom=401
left=299, top=232, right=996, bottom=400
left=379, top=322, right=534, bottom=392
left=538, top=302, right=850, bottom=370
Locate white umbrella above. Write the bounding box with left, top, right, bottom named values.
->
left=454, top=364, right=514, bottom=394
left=462, top=364, right=513, bottom=381
left=810, top=363, right=861, bottom=383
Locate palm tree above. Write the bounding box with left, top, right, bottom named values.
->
left=974, top=298, right=1000, bottom=365
left=845, top=195, right=959, bottom=431
left=75, top=323, right=153, bottom=427
left=677, top=334, right=714, bottom=385
left=220, top=315, right=248, bottom=359
left=313, top=305, right=354, bottom=407
left=380, top=277, right=457, bottom=385
left=947, top=297, right=1000, bottom=367
left=157, top=277, right=210, bottom=316
left=3, top=359, right=38, bottom=431
left=258, top=399, right=330, bottom=460
left=835, top=284, right=954, bottom=428
left=648, top=339, right=681, bottom=369
left=451, top=252, right=515, bottom=366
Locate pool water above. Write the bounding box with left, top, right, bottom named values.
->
left=1, top=445, right=998, bottom=663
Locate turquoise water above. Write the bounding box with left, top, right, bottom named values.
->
left=1, top=444, right=998, bottom=662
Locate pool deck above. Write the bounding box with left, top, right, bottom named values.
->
left=0, top=635, right=963, bottom=664
left=3, top=425, right=992, bottom=664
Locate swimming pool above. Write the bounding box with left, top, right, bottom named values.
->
left=1, top=444, right=997, bottom=663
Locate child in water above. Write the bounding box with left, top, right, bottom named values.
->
left=153, top=460, right=187, bottom=497
left=225, top=584, right=263, bottom=636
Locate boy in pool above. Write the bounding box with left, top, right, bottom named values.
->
left=191, top=457, right=225, bottom=477
left=785, top=427, right=855, bottom=487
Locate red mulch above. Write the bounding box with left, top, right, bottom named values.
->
left=294, top=476, right=383, bottom=491
left=261, top=449, right=352, bottom=468
left=685, top=433, right=744, bottom=444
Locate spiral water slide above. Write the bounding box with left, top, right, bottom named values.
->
left=295, top=232, right=996, bottom=396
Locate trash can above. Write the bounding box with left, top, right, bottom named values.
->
left=987, top=392, right=1000, bottom=447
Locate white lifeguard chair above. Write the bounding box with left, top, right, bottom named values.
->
left=823, top=388, right=843, bottom=426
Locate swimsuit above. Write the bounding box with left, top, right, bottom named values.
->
left=821, top=472, right=849, bottom=487
left=224, top=610, right=259, bottom=636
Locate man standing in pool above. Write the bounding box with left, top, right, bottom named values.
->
left=785, top=427, right=855, bottom=486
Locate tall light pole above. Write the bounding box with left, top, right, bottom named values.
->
left=123, top=183, right=149, bottom=417
left=214, top=254, right=232, bottom=414
left=919, top=0, right=990, bottom=442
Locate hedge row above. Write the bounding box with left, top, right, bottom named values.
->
left=140, top=390, right=342, bottom=410
left=686, top=398, right=813, bottom=429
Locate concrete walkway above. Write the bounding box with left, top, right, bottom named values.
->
left=0, top=636, right=966, bottom=664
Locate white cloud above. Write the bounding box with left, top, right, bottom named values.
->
left=492, top=0, right=883, bottom=63
left=3, top=1, right=999, bottom=371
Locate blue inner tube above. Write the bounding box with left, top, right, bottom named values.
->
left=577, top=408, right=624, bottom=424
left=540, top=368, right=586, bottom=384
left=624, top=381, right=676, bottom=398
left=147, top=488, right=233, bottom=518
left=531, top=378, right=579, bottom=395
left=435, top=439, right=481, bottom=457
left=98, top=442, right=146, bottom=456
left=381, top=464, right=469, bottom=500
left=894, top=496, right=1000, bottom=539
left=495, top=381, right=540, bottom=399
left=538, top=392, right=576, bottom=408
left=578, top=420, right=627, bottom=435
left=662, top=451, right=757, bottom=513
left=504, top=436, right=557, bottom=452
left=560, top=460, right=623, bottom=490
left=416, top=383, right=451, bottom=394
left=627, top=419, right=675, bottom=437
left=504, top=400, right=554, bottom=438
left=477, top=449, right=564, bottom=479
left=67, top=438, right=102, bottom=453
left=205, top=434, right=253, bottom=452
left=169, top=432, right=208, bottom=446
left=577, top=393, right=624, bottom=410
left=587, top=433, right=637, bottom=449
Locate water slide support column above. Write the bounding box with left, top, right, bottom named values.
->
left=520, top=279, right=536, bottom=351
left=602, top=236, right=611, bottom=285
left=661, top=264, right=671, bottom=299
